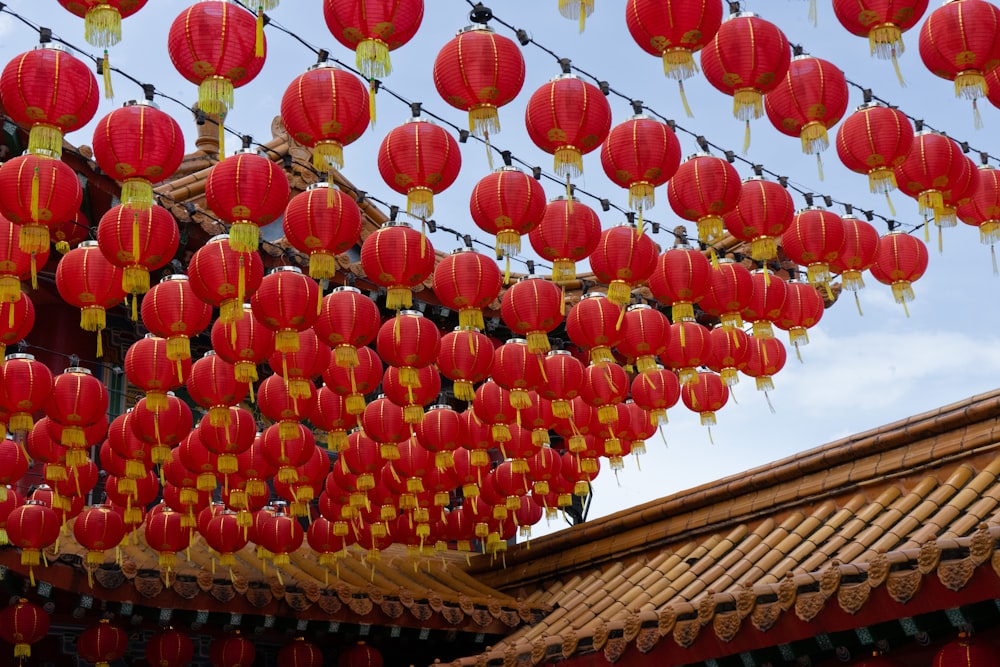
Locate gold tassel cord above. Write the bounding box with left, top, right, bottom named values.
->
left=85, top=5, right=123, bottom=48
left=103, top=51, right=113, bottom=99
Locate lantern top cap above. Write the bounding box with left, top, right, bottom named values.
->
left=5, top=353, right=36, bottom=362
left=580, top=292, right=608, bottom=300
left=201, top=350, right=217, bottom=359
left=716, top=257, right=736, bottom=265
left=551, top=72, right=581, bottom=83
left=551, top=195, right=580, bottom=203
left=270, top=266, right=303, bottom=275
left=79, top=240, right=100, bottom=249
left=613, top=221, right=637, bottom=230
left=505, top=337, right=528, bottom=345
left=404, top=116, right=432, bottom=125
left=161, top=274, right=190, bottom=283
left=854, top=101, right=887, bottom=112
left=33, top=42, right=68, bottom=54
left=63, top=366, right=92, bottom=375
left=795, top=205, right=829, bottom=214
left=791, top=53, right=814, bottom=62
left=427, top=404, right=453, bottom=412
left=398, top=310, right=424, bottom=318
left=332, top=286, right=361, bottom=295
left=669, top=242, right=697, bottom=251
left=519, top=274, right=548, bottom=282
left=457, top=24, right=496, bottom=35
left=726, top=11, right=760, bottom=21
left=307, top=61, right=341, bottom=72
left=208, top=234, right=231, bottom=245
left=628, top=113, right=653, bottom=122
left=683, top=151, right=715, bottom=162
left=451, top=325, right=483, bottom=333
left=382, top=220, right=414, bottom=230
left=493, top=165, right=524, bottom=175
left=306, top=182, right=333, bottom=192
left=626, top=304, right=651, bottom=312
left=123, top=99, right=160, bottom=111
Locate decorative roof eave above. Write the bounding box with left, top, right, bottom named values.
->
left=469, top=389, right=1000, bottom=590
left=445, top=525, right=1000, bottom=667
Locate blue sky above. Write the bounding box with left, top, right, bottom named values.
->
left=6, top=0, right=1000, bottom=531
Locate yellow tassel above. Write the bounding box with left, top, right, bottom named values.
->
left=256, top=7, right=265, bottom=58
left=816, top=153, right=824, bottom=181
left=219, top=116, right=226, bottom=159
left=678, top=80, right=694, bottom=118
left=30, top=167, right=40, bottom=222
left=369, top=79, right=377, bottom=126
left=743, top=120, right=751, bottom=153
left=808, top=0, right=817, bottom=26
left=103, top=51, right=113, bottom=99
left=85, top=5, right=123, bottom=47
left=974, top=98, right=984, bottom=130
left=892, top=48, right=906, bottom=87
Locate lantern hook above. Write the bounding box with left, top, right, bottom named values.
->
left=727, top=2, right=741, bottom=15
left=751, top=164, right=763, bottom=177
left=625, top=211, right=636, bottom=226
left=38, top=27, right=52, bottom=44
left=558, top=58, right=572, bottom=75
left=141, top=84, right=155, bottom=102
left=630, top=100, right=644, bottom=115
left=500, top=150, right=513, bottom=166
left=469, top=3, right=493, bottom=24
left=409, top=102, right=422, bottom=118
left=803, top=193, right=815, bottom=207
left=241, top=135, right=253, bottom=150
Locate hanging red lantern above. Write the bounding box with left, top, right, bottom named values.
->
left=438, top=327, right=494, bottom=402
left=580, top=362, right=629, bottom=424
left=541, top=350, right=586, bottom=420
left=73, top=505, right=125, bottom=566
left=473, top=380, right=517, bottom=444
left=141, top=274, right=213, bottom=375
left=188, top=234, right=264, bottom=326
left=205, top=149, right=290, bottom=253
left=433, top=23, right=525, bottom=136
left=200, top=405, right=255, bottom=476
left=934, top=634, right=1000, bottom=666
left=0, top=353, right=52, bottom=434
left=211, top=303, right=274, bottom=386
left=723, top=176, right=794, bottom=263
left=256, top=508, right=305, bottom=565
left=96, top=202, right=180, bottom=299
left=618, top=304, right=671, bottom=373
left=0, top=294, right=34, bottom=361
left=188, top=352, right=250, bottom=427
left=781, top=207, right=847, bottom=291
left=492, top=338, right=545, bottom=410
left=525, top=73, right=612, bottom=180
left=144, top=504, right=192, bottom=574
left=210, top=633, right=256, bottom=667
left=667, top=153, right=742, bottom=245
left=315, top=286, right=380, bottom=370
left=833, top=0, right=928, bottom=75
left=283, top=183, right=363, bottom=280
left=529, top=197, right=602, bottom=282
left=132, top=394, right=193, bottom=465
left=0, top=214, right=49, bottom=301
left=870, top=231, right=929, bottom=315
left=630, top=366, right=680, bottom=425
left=50, top=209, right=89, bottom=253
left=76, top=618, right=129, bottom=667
left=700, top=258, right=755, bottom=329
left=600, top=114, right=681, bottom=214
left=322, top=0, right=424, bottom=80
left=281, top=62, right=370, bottom=173
left=566, top=293, right=625, bottom=364
left=432, top=249, right=502, bottom=330
left=6, top=500, right=60, bottom=572
left=382, top=364, right=441, bottom=424
left=311, top=386, right=357, bottom=452
left=322, top=344, right=382, bottom=415
left=894, top=131, right=973, bottom=226
left=470, top=166, right=547, bottom=256
left=0, top=599, right=49, bottom=661
left=360, top=221, right=436, bottom=311
left=625, top=0, right=723, bottom=105
left=278, top=638, right=323, bottom=667
left=647, top=243, right=712, bottom=321
left=836, top=102, right=914, bottom=197
left=775, top=280, right=826, bottom=357
left=0, top=153, right=83, bottom=255
left=742, top=270, right=787, bottom=339
left=360, top=395, right=410, bottom=459
left=742, top=336, right=787, bottom=392
left=588, top=223, right=659, bottom=306
left=680, top=371, right=729, bottom=426
left=106, top=412, right=151, bottom=486
left=919, top=0, right=1000, bottom=115
left=501, top=275, right=564, bottom=354
left=145, top=628, right=195, bottom=667
left=258, top=374, right=316, bottom=444
left=340, top=642, right=384, bottom=667
left=0, top=438, right=28, bottom=493
left=202, top=507, right=249, bottom=566
left=707, top=325, right=750, bottom=386
left=662, top=320, right=713, bottom=385
left=250, top=266, right=322, bottom=354
left=764, top=55, right=849, bottom=162
left=92, top=99, right=185, bottom=209
left=832, top=215, right=880, bottom=296
left=958, top=164, right=1000, bottom=247
left=55, top=240, right=125, bottom=356
left=266, top=328, right=331, bottom=400
left=378, top=116, right=461, bottom=219
left=125, top=335, right=189, bottom=413
left=0, top=44, right=99, bottom=156
left=167, top=1, right=264, bottom=125
left=376, top=310, right=441, bottom=388
left=700, top=11, right=791, bottom=145
left=0, top=486, right=23, bottom=545
left=57, top=0, right=149, bottom=47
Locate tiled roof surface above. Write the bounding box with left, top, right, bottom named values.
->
left=443, top=390, right=1000, bottom=666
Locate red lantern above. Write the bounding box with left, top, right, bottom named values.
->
left=433, top=24, right=525, bottom=136
left=870, top=231, right=929, bottom=315
left=566, top=293, right=625, bottom=364
left=492, top=338, right=545, bottom=410
left=141, top=274, right=213, bottom=374
left=0, top=153, right=83, bottom=255
left=775, top=280, right=825, bottom=357
left=681, top=371, right=729, bottom=426
left=667, top=153, right=742, bottom=245
left=0, top=353, right=52, bottom=434
left=315, top=286, right=380, bottom=370
left=96, top=202, right=179, bottom=298
left=167, top=1, right=264, bottom=120
left=361, top=395, right=410, bottom=460
left=377, top=117, right=460, bottom=219
left=382, top=364, right=441, bottom=424
left=92, top=99, right=185, bottom=209
left=894, top=131, right=974, bottom=226
left=55, top=240, right=126, bottom=356
left=764, top=55, right=849, bottom=159
left=202, top=509, right=249, bottom=566
left=742, top=336, right=787, bottom=393
left=433, top=249, right=502, bottom=330
left=501, top=275, right=565, bottom=354
left=211, top=303, right=275, bottom=385
left=833, top=0, right=928, bottom=71
left=723, top=176, right=793, bottom=262
left=618, top=304, right=671, bottom=373
left=125, top=335, right=188, bottom=413
left=311, top=386, right=357, bottom=452
left=0, top=599, right=49, bottom=661
left=470, top=166, right=547, bottom=256
left=625, top=0, right=723, bottom=88
left=934, top=634, right=1000, bottom=666
left=958, top=164, right=1000, bottom=247
left=50, top=209, right=89, bottom=252
left=188, top=352, right=250, bottom=427
left=360, top=221, right=436, bottom=311
left=0, top=214, right=50, bottom=300
left=131, top=394, right=193, bottom=465
left=78, top=620, right=128, bottom=667
left=210, top=633, right=256, bottom=667
left=188, top=234, right=265, bottom=326
left=0, top=45, right=99, bottom=156
left=473, top=380, right=517, bottom=444
left=529, top=197, right=602, bottom=282
left=781, top=207, right=847, bottom=290
left=832, top=215, right=880, bottom=296
left=0, top=293, right=34, bottom=360
left=525, top=74, right=612, bottom=179
left=255, top=508, right=305, bottom=565
left=280, top=63, right=370, bottom=173
left=266, top=328, right=331, bottom=400
left=73, top=504, right=125, bottom=565
left=700, top=12, right=791, bottom=136
left=340, top=642, right=384, bottom=667
left=146, top=629, right=195, bottom=667
left=647, top=243, right=712, bottom=322
left=0, top=486, right=23, bottom=545
left=600, top=114, right=681, bottom=213
left=438, top=327, right=494, bottom=402
left=0, top=438, right=28, bottom=491
left=322, top=0, right=424, bottom=79
left=742, top=270, right=787, bottom=339
left=277, top=638, right=323, bottom=667
left=416, top=404, right=466, bottom=470
left=580, top=362, right=629, bottom=424
left=630, top=366, right=680, bottom=425
left=283, top=183, right=363, bottom=280
left=257, top=374, right=315, bottom=443
left=250, top=266, right=321, bottom=353
left=588, top=224, right=659, bottom=306
left=707, top=325, right=750, bottom=387
left=541, top=350, right=586, bottom=420
left=700, top=258, right=755, bottom=329
left=57, top=0, right=149, bottom=47
left=144, top=504, right=192, bottom=573
left=205, top=150, right=290, bottom=253
left=322, top=344, right=382, bottom=415
left=6, top=500, right=60, bottom=570
left=919, top=0, right=1000, bottom=109
left=662, top=320, right=713, bottom=385
left=836, top=102, right=915, bottom=195
left=376, top=310, right=441, bottom=387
